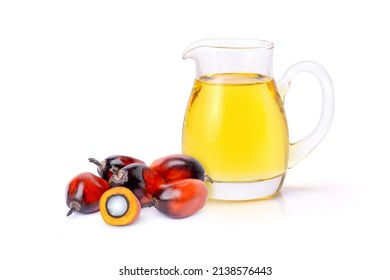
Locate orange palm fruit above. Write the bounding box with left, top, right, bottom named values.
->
left=99, top=187, right=141, bottom=226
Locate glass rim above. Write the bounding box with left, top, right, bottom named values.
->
left=186, top=38, right=274, bottom=51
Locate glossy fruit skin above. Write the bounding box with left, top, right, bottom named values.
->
left=89, top=155, right=145, bottom=181
left=153, top=179, right=208, bottom=219
left=109, top=163, right=165, bottom=206
left=66, top=172, right=110, bottom=216
left=150, top=154, right=205, bottom=184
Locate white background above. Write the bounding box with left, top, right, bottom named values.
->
left=1, top=0, right=389, bottom=279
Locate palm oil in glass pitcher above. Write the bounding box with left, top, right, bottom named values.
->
left=182, top=39, right=334, bottom=201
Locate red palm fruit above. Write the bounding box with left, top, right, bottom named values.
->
left=145, top=179, right=208, bottom=219
left=109, top=163, right=165, bottom=206
left=88, top=155, right=145, bottom=181
left=65, top=172, right=110, bottom=216
left=150, top=154, right=209, bottom=186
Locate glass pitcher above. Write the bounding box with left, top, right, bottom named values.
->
left=182, top=38, right=334, bottom=201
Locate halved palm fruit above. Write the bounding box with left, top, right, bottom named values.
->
left=99, top=187, right=141, bottom=226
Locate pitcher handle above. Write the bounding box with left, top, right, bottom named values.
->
left=277, top=61, right=335, bottom=168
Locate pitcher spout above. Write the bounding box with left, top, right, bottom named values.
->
left=182, top=38, right=275, bottom=79
left=182, top=45, right=197, bottom=60
left=182, top=43, right=211, bottom=64
left=182, top=39, right=214, bottom=60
